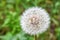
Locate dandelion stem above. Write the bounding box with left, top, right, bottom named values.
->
left=34, top=35, right=38, bottom=40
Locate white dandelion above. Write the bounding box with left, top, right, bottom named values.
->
left=20, top=7, right=50, bottom=35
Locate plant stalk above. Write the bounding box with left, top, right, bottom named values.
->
left=34, top=35, right=38, bottom=40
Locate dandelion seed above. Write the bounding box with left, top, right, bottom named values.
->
left=20, top=7, right=50, bottom=35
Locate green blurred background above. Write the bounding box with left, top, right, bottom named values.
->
left=0, top=0, right=60, bottom=40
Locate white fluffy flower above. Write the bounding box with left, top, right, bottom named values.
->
left=20, top=7, right=50, bottom=35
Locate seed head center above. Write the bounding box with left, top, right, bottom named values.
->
left=29, top=16, right=39, bottom=25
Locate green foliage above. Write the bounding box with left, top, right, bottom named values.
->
left=0, top=0, right=60, bottom=40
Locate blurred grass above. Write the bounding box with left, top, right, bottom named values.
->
left=0, top=0, right=60, bottom=40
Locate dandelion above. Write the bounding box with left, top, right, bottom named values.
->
left=20, top=7, right=50, bottom=35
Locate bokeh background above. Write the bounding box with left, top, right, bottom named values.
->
left=0, top=0, right=60, bottom=40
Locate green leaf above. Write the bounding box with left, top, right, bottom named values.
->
left=55, top=2, right=60, bottom=8
left=2, top=17, right=10, bottom=27
left=3, top=32, right=13, bottom=40
left=52, top=18, right=59, bottom=25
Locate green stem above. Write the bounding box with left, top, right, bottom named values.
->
left=34, top=35, right=38, bottom=40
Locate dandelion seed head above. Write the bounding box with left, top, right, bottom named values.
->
left=20, top=7, right=50, bottom=35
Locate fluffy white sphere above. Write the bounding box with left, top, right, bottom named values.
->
left=20, top=7, right=50, bottom=35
